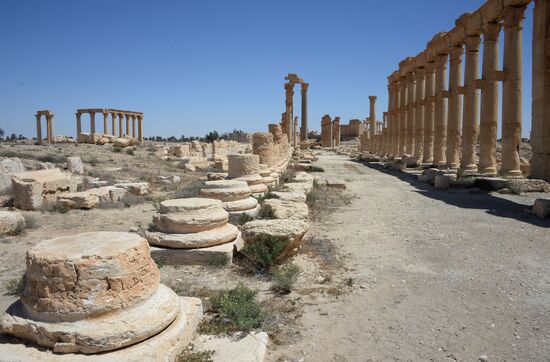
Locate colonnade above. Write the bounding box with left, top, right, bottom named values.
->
left=283, top=73, right=309, bottom=145
left=76, top=108, right=143, bottom=143
left=35, top=110, right=54, bottom=144
left=363, top=0, right=550, bottom=180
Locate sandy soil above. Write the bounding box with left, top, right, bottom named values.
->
left=269, top=152, right=550, bottom=361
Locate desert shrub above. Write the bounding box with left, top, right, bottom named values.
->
left=308, top=165, right=325, bottom=172
left=152, top=254, right=166, bottom=269
left=37, top=154, right=65, bottom=163
left=49, top=204, right=70, bottom=214
left=121, top=194, right=144, bottom=208
left=176, top=347, right=215, bottom=362
left=22, top=214, right=39, bottom=229
left=171, top=180, right=203, bottom=198
left=279, top=170, right=296, bottom=185
left=258, top=205, right=275, bottom=219
left=306, top=188, right=320, bottom=208
left=4, top=274, right=25, bottom=296
left=255, top=191, right=280, bottom=203
left=271, top=263, right=300, bottom=294
left=200, top=283, right=264, bottom=334
left=112, top=146, right=122, bottom=153
left=238, top=213, right=254, bottom=225
left=239, top=235, right=290, bottom=271
left=126, top=148, right=135, bottom=156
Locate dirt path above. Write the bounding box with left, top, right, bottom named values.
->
left=273, top=152, right=550, bottom=361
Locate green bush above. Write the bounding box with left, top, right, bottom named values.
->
left=112, top=146, right=122, bottom=153
left=201, top=283, right=264, bottom=334
left=152, top=254, right=166, bottom=269
left=238, top=213, right=254, bottom=225
left=255, top=191, right=280, bottom=203
left=50, top=204, right=70, bottom=214
left=4, top=274, right=25, bottom=296
left=239, top=235, right=289, bottom=271
left=176, top=348, right=215, bottom=362
left=126, top=148, right=135, bottom=156
left=271, top=263, right=300, bottom=294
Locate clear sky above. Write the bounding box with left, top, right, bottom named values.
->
left=0, top=0, right=534, bottom=139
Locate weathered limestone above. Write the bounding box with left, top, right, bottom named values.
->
left=57, top=192, right=100, bottom=209
left=446, top=45, right=464, bottom=169
left=252, top=133, right=278, bottom=167
left=0, top=210, right=25, bottom=235
left=423, top=62, right=436, bottom=163
left=533, top=198, right=550, bottom=218
left=321, top=115, right=332, bottom=147
left=12, top=169, right=77, bottom=210
left=414, top=68, right=425, bottom=161
left=66, top=156, right=84, bottom=175
left=241, top=219, right=309, bottom=258
left=0, top=232, right=201, bottom=358
left=433, top=51, right=448, bottom=168
left=200, top=180, right=260, bottom=223
left=0, top=157, right=25, bottom=194
left=406, top=71, right=416, bottom=155
left=398, top=73, right=408, bottom=155
left=227, top=154, right=268, bottom=195
left=260, top=198, right=309, bottom=220
left=114, top=182, right=149, bottom=196
left=35, top=110, right=54, bottom=144
left=76, top=109, right=143, bottom=144
left=332, top=117, right=341, bottom=147
left=300, top=83, right=309, bottom=141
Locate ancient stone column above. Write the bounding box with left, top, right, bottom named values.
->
left=293, top=117, right=298, bottom=148
left=103, top=113, right=109, bottom=136
left=35, top=114, right=42, bottom=145
left=284, top=82, right=294, bottom=143
left=461, top=35, right=481, bottom=172
left=111, top=112, right=117, bottom=136
left=321, top=115, right=332, bottom=147
left=369, top=96, right=377, bottom=143
left=125, top=114, right=131, bottom=137
left=300, top=83, right=308, bottom=141
left=47, top=115, right=54, bottom=143
left=531, top=0, right=550, bottom=180
left=478, top=22, right=502, bottom=176
left=423, top=62, right=436, bottom=163
left=392, top=82, right=401, bottom=156
left=446, top=45, right=464, bottom=169
left=138, top=116, right=143, bottom=143
left=118, top=114, right=123, bottom=138
left=132, top=115, right=137, bottom=138
left=501, top=6, right=527, bottom=177
left=434, top=53, right=448, bottom=168
left=90, top=112, right=96, bottom=135
left=406, top=72, right=416, bottom=155
left=386, top=84, right=393, bottom=155
left=332, top=117, right=341, bottom=147
left=414, top=68, right=425, bottom=161
left=398, top=77, right=408, bottom=156
left=76, top=112, right=82, bottom=140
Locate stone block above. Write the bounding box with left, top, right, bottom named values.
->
left=57, top=192, right=100, bottom=209
left=533, top=199, right=550, bottom=219
left=12, top=169, right=74, bottom=210
left=434, top=175, right=451, bottom=189
left=0, top=210, right=25, bottom=235
left=66, top=157, right=84, bottom=175
left=0, top=157, right=25, bottom=194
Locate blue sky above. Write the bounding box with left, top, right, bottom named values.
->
left=0, top=0, right=534, bottom=138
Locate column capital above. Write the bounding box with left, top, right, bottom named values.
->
left=284, top=82, right=294, bottom=91
left=464, top=35, right=482, bottom=51
left=414, top=68, right=426, bottom=78
left=449, top=45, right=464, bottom=60
left=425, top=62, right=436, bottom=73
left=300, top=83, right=309, bottom=92
left=369, top=96, right=377, bottom=101
left=502, top=6, right=527, bottom=29
left=407, top=72, right=416, bottom=82
left=482, top=22, right=502, bottom=41
left=434, top=54, right=448, bottom=68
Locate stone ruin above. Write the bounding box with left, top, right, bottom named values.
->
left=0, top=232, right=202, bottom=361
left=11, top=169, right=78, bottom=210
left=199, top=180, right=260, bottom=224
left=227, top=154, right=268, bottom=195
left=76, top=108, right=143, bottom=146
left=144, top=198, right=244, bottom=266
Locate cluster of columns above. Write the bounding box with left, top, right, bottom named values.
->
left=365, top=0, right=550, bottom=180
left=320, top=114, right=341, bottom=148
left=76, top=108, right=143, bottom=143
left=35, top=110, right=54, bottom=144
left=283, top=74, right=309, bottom=146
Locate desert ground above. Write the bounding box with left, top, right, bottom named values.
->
left=1, top=141, right=549, bottom=361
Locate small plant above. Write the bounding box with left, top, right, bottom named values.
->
left=121, top=194, right=143, bottom=208
left=37, top=153, right=65, bottom=163
left=23, top=214, right=39, bottom=230
left=172, top=180, right=204, bottom=198
left=208, top=256, right=229, bottom=268
left=152, top=254, right=166, bottom=269
left=271, top=263, right=300, bottom=294
left=255, top=191, right=280, bottom=203
left=238, top=213, right=254, bottom=225
left=258, top=205, right=275, bottom=219
left=86, top=156, right=100, bottom=166
left=280, top=170, right=296, bottom=184
left=200, top=283, right=264, bottom=334
left=112, top=146, right=122, bottom=153
left=176, top=347, right=215, bottom=362
left=306, top=189, right=319, bottom=209
left=239, top=235, right=290, bottom=271
left=4, top=274, right=25, bottom=296
left=50, top=204, right=70, bottom=214
left=126, top=148, right=135, bottom=156
left=308, top=165, right=325, bottom=172
left=346, top=277, right=354, bottom=287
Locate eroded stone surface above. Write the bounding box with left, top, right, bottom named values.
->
left=241, top=219, right=309, bottom=256
left=0, top=210, right=25, bottom=235
left=270, top=191, right=307, bottom=202
left=57, top=192, right=99, bottom=209
left=200, top=180, right=251, bottom=202
left=66, top=157, right=84, bottom=175
left=114, top=182, right=149, bottom=196
left=223, top=197, right=259, bottom=212
left=146, top=223, right=239, bottom=249
left=153, top=198, right=229, bottom=234
left=12, top=169, right=76, bottom=210
left=261, top=199, right=309, bottom=220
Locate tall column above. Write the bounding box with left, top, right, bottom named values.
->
left=47, top=115, right=54, bottom=143
left=414, top=68, right=426, bottom=161
left=501, top=6, right=527, bottom=177
left=284, top=82, right=294, bottom=143
left=369, top=96, right=377, bottom=141
left=461, top=35, right=482, bottom=172
left=393, top=82, right=401, bottom=156
left=300, top=83, right=308, bottom=141
left=478, top=22, right=502, bottom=176
left=132, top=115, right=137, bottom=138
left=398, top=77, right=408, bottom=156
left=293, top=116, right=298, bottom=148
left=118, top=114, right=123, bottom=137
left=111, top=112, right=116, bottom=136
left=35, top=115, right=42, bottom=145
left=531, top=0, right=550, bottom=180
left=423, top=62, right=436, bottom=163
left=446, top=45, right=464, bottom=169
left=434, top=53, right=448, bottom=168
left=76, top=112, right=82, bottom=140
left=138, top=116, right=143, bottom=143
left=406, top=72, right=416, bottom=155
left=125, top=114, right=131, bottom=137
left=90, top=112, right=96, bottom=135
left=103, top=112, right=109, bottom=135
left=386, top=85, right=393, bottom=156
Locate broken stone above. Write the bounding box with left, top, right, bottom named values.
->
left=241, top=219, right=309, bottom=257
left=533, top=198, right=550, bottom=219
left=114, top=182, right=149, bottom=196
left=57, top=192, right=100, bottom=209
left=261, top=199, right=309, bottom=220
left=12, top=169, right=76, bottom=210
left=66, top=156, right=84, bottom=175
left=0, top=210, right=25, bottom=235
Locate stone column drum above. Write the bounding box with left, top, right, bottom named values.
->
left=423, top=62, right=436, bottom=164
left=434, top=53, right=448, bottom=168
left=461, top=35, right=481, bottom=172
left=446, top=45, right=464, bottom=169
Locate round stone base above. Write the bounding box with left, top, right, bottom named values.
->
left=145, top=223, right=239, bottom=249
left=1, top=284, right=179, bottom=354
left=0, top=297, right=203, bottom=362
left=228, top=204, right=261, bottom=225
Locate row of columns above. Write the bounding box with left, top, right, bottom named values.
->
left=76, top=110, right=143, bottom=143
left=283, top=75, right=309, bottom=145
left=35, top=112, right=54, bottom=144
left=368, top=1, right=550, bottom=179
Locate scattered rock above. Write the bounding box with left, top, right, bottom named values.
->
left=0, top=210, right=25, bottom=235
left=66, top=156, right=84, bottom=175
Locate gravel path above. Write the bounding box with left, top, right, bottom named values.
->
left=276, top=152, right=550, bottom=361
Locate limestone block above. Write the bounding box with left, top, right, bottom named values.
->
left=533, top=199, right=550, bottom=219
left=77, top=133, right=90, bottom=144
left=0, top=210, right=25, bottom=235
left=293, top=171, right=315, bottom=184
left=270, top=191, right=307, bottom=202
left=227, top=204, right=261, bottom=225
left=12, top=179, right=43, bottom=210
left=195, top=332, right=269, bottom=362
left=114, top=182, right=149, bottom=196
left=223, top=197, right=259, bottom=212
left=250, top=183, right=268, bottom=194
left=57, top=192, right=100, bottom=209
left=434, top=175, right=451, bottom=189
left=37, top=162, right=55, bottom=170
left=207, top=172, right=228, bottom=181
left=261, top=199, right=309, bottom=220
left=228, top=154, right=260, bottom=178
left=12, top=169, right=74, bottom=210
left=113, top=138, right=131, bottom=147
left=281, top=182, right=313, bottom=194
left=153, top=205, right=228, bottom=234
left=179, top=162, right=196, bottom=172
left=86, top=187, right=112, bottom=203
left=146, top=223, right=239, bottom=249
left=0, top=157, right=25, bottom=194
left=66, top=157, right=84, bottom=175
left=241, top=219, right=309, bottom=256
left=21, top=232, right=159, bottom=321
left=200, top=180, right=251, bottom=202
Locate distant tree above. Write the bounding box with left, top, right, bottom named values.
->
left=179, top=135, right=186, bottom=142
left=9, top=133, right=16, bottom=141
left=167, top=136, right=177, bottom=142
left=205, top=131, right=219, bottom=143
left=0, top=128, right=4, bottom=140
left=18, top=134, right=26, bottom=140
